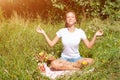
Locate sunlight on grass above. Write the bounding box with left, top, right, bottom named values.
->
left=0, top=13, right=120, bottom=80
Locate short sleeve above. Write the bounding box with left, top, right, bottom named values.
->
left=56, top=29, right=63, bottom=38
left=79, top=29, right=87, bottom=40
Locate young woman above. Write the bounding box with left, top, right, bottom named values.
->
left=36, top=11, right=103, bottom=70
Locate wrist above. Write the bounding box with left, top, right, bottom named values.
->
left=94, top=34, right=97, bottom=37
left=43, top=32, right=46, bottom=36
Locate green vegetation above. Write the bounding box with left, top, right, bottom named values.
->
left=0, top=1, right=120, bottom=79
left=0, top=0, right=120, bottom=21
left=0, top=0, right=120, bottom=80
left=0, top=13, right=120, bottom=80
left=51, top=0, right=120, bottom=20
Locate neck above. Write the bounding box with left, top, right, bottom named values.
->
left=67, top=25, right=75, bottom=32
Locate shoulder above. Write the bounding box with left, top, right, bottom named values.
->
left=57, top=28, right=67, bottom=33
left=76, top=28, right=87, bottom=39
left=56, top=28, right=67, bottom=37
left=76, top=28, right=85, bottom=33
left=56, top=28, right=66, bottom=34
left=58, top=28, right=67, bottom=31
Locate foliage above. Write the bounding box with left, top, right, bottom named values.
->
left=0, top=0, right=51, bottom=18
left=101, top=0, right=120, bottom=20
left=0, top=12, right=120, bottom=80
left=50, top=0, right=120, bottom=21
left=0, top=0, right=119, bottom=22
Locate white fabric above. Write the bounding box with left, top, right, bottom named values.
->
left=41, top=63, right=94, bottom=80
left=41, top=63, right=74, bottom=80
left=56, top=28, right=87, bottom=58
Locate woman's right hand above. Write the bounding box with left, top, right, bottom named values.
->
left=36, top=26, right=45, bottom=35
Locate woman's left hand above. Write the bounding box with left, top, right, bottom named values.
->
left=95, top=30, right=103, bottom=37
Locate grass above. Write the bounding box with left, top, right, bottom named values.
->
left=0, top=14, right=120, bottom=80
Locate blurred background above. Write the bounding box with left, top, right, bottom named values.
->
left=0, top=0, right=120, bottom=22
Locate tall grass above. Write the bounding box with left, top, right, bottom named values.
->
left=0, top=14, right=120, bottom=80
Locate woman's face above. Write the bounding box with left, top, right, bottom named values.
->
left=66, top=12, right=76, bottom=27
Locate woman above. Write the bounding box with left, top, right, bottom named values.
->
left=36, top=11, right=103, bottom=70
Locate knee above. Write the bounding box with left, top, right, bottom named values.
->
left=50, top=60, right=60, bottom=69
left=89, top=58, right=94, bottom=65
left=50, top=60, right=56, bottom=67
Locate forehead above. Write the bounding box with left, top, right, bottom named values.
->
left=66, top=12, right=75, bottom=16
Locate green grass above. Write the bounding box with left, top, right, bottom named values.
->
left=0, top=15, right=120, bottom=80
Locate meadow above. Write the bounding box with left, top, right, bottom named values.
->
left=0, top=13, right=120, bottom=80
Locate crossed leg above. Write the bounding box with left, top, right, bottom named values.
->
left=50, top=58, right=94, bottom=70
left=76, top=58, right=94, bottom=67
left=50, top=59, right=79, bottom=70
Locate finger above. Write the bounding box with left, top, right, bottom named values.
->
left=36, top=24, right=41, bottom=30
left=99, top=29, right=103, bottom=33
left=39, top=26, right=42, bottom=29
left=36, top=27, right=40, bottom=31
left=39, top=27, right=43, bottom=30
left=100, top=31, right=103, bottom=34
left=37, top=24, right=42, bottom=29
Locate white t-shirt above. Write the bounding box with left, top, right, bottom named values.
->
left=56, top=28, right=87, bottom=58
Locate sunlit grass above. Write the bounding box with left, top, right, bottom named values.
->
left=0, top=14, right=120, bottom=80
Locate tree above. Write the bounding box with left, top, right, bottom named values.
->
left=0, top=0, right=52, bottom=18
left=50, top=0, right=120, bottom=21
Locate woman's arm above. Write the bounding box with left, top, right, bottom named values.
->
left=36, top=27, right=60, bottom=47
left=83, top=30, right=103, bottom=49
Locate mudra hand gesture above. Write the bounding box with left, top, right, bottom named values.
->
left=95, top=30, right=103, bottom=37
left=36, top=26, right=45, bottom=34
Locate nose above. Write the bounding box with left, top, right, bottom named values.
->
left=69, top=17, right=73, bottom=21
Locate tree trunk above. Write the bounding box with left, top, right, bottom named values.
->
left=81, top=7, right=86, bottom=21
